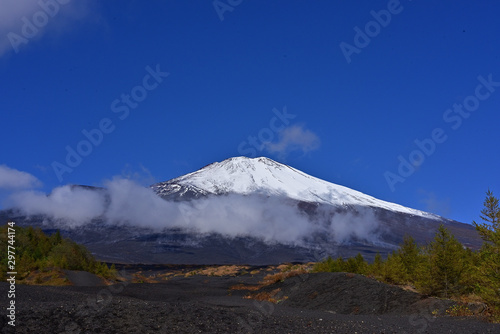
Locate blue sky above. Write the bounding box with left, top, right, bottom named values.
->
left=0, top=0, right=498, bottom=225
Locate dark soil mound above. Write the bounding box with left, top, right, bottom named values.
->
left=1, top=274, right=499, bottom=333
left=265, top=272, right=454, bottom=315
left=63, top=270, right=106, bottom=287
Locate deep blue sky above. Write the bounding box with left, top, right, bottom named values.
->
left=0, top=0, right=499, bottom=224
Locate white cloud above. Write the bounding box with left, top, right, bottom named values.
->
left=102, top=178, right=181, bottom=228
left=328, top=209, right=381, bottom=244
left=7, top=186, right=106, bottom=224
left=0, top=0, right=96, bottom=57
left=5, top=176, right=383, bottom=246
left=0, top=164, right=42, bottom=189
left=175, top=195, right=313, bottom=244
left=265, top=125, right=320, bottom=157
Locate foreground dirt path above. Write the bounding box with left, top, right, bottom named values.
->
left=1, top=273, right=499, bottom=333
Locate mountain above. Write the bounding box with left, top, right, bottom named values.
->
left=1, top=157, right=482, bottom=264
left=152, top=157, right=439, bottom=219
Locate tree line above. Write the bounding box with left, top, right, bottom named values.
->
left=0, top=224, right=116, bottom=282
left=313, top=190, right=500, bottom=319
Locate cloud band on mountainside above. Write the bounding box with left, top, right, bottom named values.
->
left=5, top=176, right=383, bottom=246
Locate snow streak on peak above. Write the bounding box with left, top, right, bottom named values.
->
left=152, top=157, right=439, bottom=219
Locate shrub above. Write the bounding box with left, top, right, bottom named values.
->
left=0, top=224, right=116, bottom=282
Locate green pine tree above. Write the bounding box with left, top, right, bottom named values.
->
left=382, top=250, right=407, bottom=284
left=426, top=225, right=466, bottom=297
left=473, top=190, right=500, bottom=246
left=473, top=190, right=500, bottom=307
left=398, top=235, right=422, bottom=281
left=369, top=253, right=383, bottom=277
left=344, top=253, right=368, bottom=274
left=50, top=230, right=63, bottom=245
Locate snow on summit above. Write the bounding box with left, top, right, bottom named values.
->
left=152, top=157, right=439, bottom=219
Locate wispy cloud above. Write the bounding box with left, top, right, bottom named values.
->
left=0, top=1, right=40, bottom=28
left=418, top=189, right=451, bottom=218
left=119, top=164, right=157, bottom=186
left=0, top=165, right=42, bottom=189
left=0, top=0, right=96, bottom=57
left=265, top=125, right=320, bottom=157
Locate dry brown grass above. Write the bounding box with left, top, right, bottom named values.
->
left=244, top=288, right=285, bottom=303
left=230, top=263, right=310, bottom=303
left=261, top=268, right=308, bottom=285
left=21, top=268, right=71, bottom=286
left=229, top=284, right=262, bottom=291
left=132, top=271, right=161, bottom=283
left=399, top=284, right=419, bottom=293
left=453, top=294, right=486, bottom=304
left=185, top=265, right=250, bottom=277
left=123, top=265, right=254, bottom=283
left=276, top=264, right=290, bottom=271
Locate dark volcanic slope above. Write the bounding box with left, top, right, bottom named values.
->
left=1, top=273, right=499, bottom=334
left=269, top=272, right=426, bottom=314
left=0, top=205, right=483, bottom=266
left=0, top=156, right=484, bottom=265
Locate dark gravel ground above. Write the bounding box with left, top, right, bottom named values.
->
left=1, top=272, right=499, bottom=334
left=62, top=270, right=106, bottom=287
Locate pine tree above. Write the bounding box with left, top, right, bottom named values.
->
left=345, top=253, right=368, bottom=274
left=50, top=230, right=62, bottom=245
left=382, top=251, right=407, bottom=284
left=473, top=190, right=500, bottom=306
left=312, top=256, right=344, bottom=273
left=398, top=235, right=422, bottom=281
left=370, top=253, right=383, bottom=277
left=427, top=225, right=466, bottom=297
left=473, top=190, right=500, bottom=246
left=459, top=247, right=481, bottom=295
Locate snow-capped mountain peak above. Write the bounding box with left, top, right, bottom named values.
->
left=152, top=157, right=439, bottom=219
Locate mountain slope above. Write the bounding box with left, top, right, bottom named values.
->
left=152, top=157, right=438, bottom=219
left=1, top=157, right=482, bottom=264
